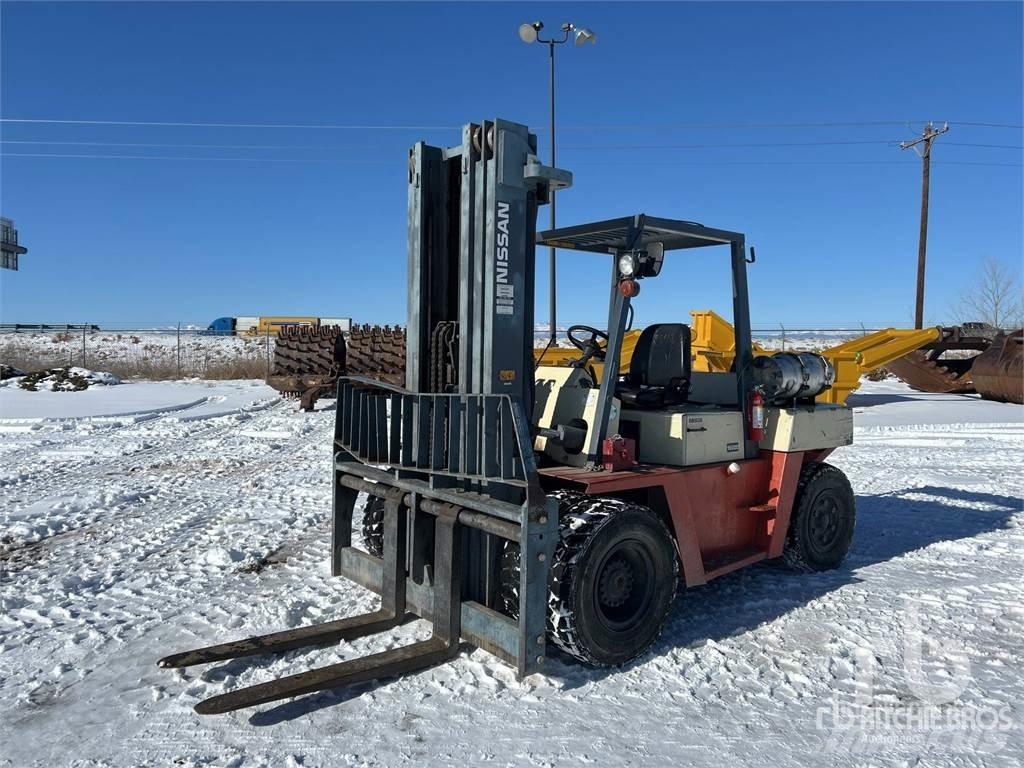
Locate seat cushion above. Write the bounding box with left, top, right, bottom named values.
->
left=619, top=324, right=691, bottom=407
left=628, top=323, right=691, bottom=388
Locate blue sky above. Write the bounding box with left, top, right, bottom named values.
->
left=1, top=1, right=1021, bottom=330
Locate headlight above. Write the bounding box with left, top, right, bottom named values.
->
left=618, top=253, right=637, bottom=277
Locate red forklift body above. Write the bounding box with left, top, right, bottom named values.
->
left=541, top=447, right=834, bottom=587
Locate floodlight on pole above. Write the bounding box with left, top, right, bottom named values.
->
left=517, top=20, right=596, bottom=346
left=518, top=22, right=541, bottom=44
left=574, top=27, right=597, bottom=45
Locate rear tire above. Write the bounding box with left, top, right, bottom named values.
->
left=782, top=462, right=856, bottom=572
left=361, top=495, right=386, bottom=558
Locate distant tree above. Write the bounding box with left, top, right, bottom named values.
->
left=957, top=257, right=1023, bottom=330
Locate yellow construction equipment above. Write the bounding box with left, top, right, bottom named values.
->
left=533, top=309, right=942, bottom=405
left=689, top=310, right=768, bottom=373
left=534, top=329, right=642, bottom=371
left=818, top=326, right=941, bottom=403
left=689, top=310, right=943, bottom=403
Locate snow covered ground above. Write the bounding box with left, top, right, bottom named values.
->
left=0, top=378, right=277, bottom=423
left=0, top=379, right=1021, bottom=767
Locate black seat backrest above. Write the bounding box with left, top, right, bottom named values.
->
left=627, top=323, right=691, bottom=387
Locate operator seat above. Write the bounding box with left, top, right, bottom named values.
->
left=617, top=323, right=691, bottom=408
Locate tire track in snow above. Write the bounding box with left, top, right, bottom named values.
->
left=0, top=397, right=284, bottom=502
left=0, top=405, right=343, bottom=714
left=0, top=400, right=290, bottom=559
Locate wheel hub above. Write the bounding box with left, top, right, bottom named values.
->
left=810, top=497, right=840, bottom=547
left=598, top=558, right=635, bottom=608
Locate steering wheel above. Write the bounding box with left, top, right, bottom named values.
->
left=567, top=324, right=610, bottom=362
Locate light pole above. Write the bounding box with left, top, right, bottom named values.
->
left=519, top=20, right=596, bottom=346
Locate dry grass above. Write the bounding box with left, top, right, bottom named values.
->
left=0, top=337, right=270, bottom=381
left=0, top=348, right=73, bottom=374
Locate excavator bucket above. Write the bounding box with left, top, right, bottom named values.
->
left=885, top=325, right=995, bottom=395
left=690, top=309, right=769, bottom=374
left=885, top=351, right=975, bottom=393
left=970, top=329, right=1023, bottom=404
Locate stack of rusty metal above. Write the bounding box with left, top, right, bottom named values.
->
left=266, top=324, right=407, bottom=410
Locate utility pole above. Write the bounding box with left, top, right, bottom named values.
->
left=900, top=121, right=949, bottom=329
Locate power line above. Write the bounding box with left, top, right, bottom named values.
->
left=0, top=138, right=912, bottom=151
left=571, top=159, right=1019, bottom=167
left=4, top=139, right=1019, bottom=153
left=954, top=121, right=1024, bottom=129
left=558, top=120, right=1023, bottom=131
left=0, top=152, right=393, bottom=163
left=0, top=118, right=462, bottom=130
left=944, top=142, right=1023, bottom=149
left=563, top=140, right=1021, bottom=151
left=2, top=117, right=1021, bottom=131
left=2, top=152, right=1018, bottom=167
left=1, top=139, right=354, bottom=150
left=563, top=140, right=892, bottom=149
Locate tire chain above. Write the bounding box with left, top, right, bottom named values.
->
left=499, top=491, right=677, bottom=665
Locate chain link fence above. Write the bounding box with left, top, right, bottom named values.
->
left=0, top=325, right=277, bottom=379
left=0, top=320, right=901, bottom=381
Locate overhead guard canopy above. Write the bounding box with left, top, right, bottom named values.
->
left=537, top=214, right=742, bottom=254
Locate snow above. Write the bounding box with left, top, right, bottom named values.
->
left=0, top=379, right=1021, bottom=767
left=847, top=377, right=1023, bottom=427
left=0, top=379, right=277, bottom=422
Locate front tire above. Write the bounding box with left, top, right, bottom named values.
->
left=549, top=497, right=679, bottom=666
left=783, top=462, right=856, bottom=572
left=500, top=494, right=679, bottom=667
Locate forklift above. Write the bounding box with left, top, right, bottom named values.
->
left=160, top=118, right=856, bottom=713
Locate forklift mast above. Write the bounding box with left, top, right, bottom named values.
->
left=405, top=119, right=571, bottom=418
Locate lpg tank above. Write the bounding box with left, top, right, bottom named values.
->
left=751, top=352, right=835, bottom=403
